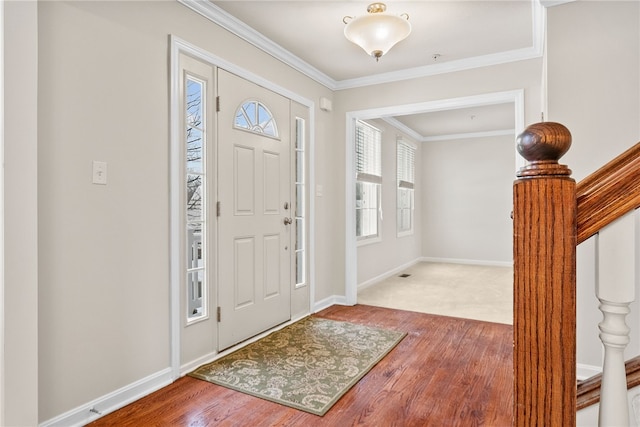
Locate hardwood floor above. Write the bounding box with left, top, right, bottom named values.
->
left=88, top=305, right=513, bottom=426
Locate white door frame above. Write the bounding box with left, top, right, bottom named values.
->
left=169, top=36, right=316, bottom=378
left=344, top=90, right=525, bottom=304
left=0, top=1, right=5, bottom=421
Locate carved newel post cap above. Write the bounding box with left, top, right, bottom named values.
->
left=517, top=122, right=572, bottom=177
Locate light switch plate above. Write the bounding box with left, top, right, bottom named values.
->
left=92, top=161, right=107, bottom=185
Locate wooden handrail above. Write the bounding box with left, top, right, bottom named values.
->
left=576, top=142, right=640, bottom=244
left=513, top=122, right=577, bottom=426
left=577, top=356, right=640, bottom=410
left=514, top=123, right=640, bottom=425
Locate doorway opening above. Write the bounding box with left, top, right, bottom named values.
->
left=344, top=90, right=524, bottom=312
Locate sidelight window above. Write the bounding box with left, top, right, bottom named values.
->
left=355, top=120, right=382, bottom=242
left=294, top=118, right=306, bottom=287
left=185, top=75, right=207, bottom=322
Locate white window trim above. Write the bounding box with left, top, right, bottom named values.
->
left=355, top=120, right=382, bottom=243
left=357, top=234, right=382, bottom=247
left=397, top=138, right=416, bottom=238
left=294, top=116, right=307, bottom=288
left=184, top=73, right=209, bottom=326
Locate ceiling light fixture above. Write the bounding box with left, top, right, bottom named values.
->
left=343, top=2, right=411, bottom=62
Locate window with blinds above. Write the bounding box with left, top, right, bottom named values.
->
left=397, top=139, right=416, bottom=235
left=355, top=120, right=382, bottom=240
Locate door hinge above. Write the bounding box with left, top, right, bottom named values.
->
left=217, top=306, right=221, bottom=322
left=216, top=96, right=221, bottom=112
left=216, top=201, right=221, bottom=217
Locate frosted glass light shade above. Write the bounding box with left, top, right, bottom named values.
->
left=344, top=11, right=411, bottom=60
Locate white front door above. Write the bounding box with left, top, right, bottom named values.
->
left=217, top=69, right=292, bottom=350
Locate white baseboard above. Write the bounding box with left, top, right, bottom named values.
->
left=314, top=295, right=349, bottom=313
left=577, top=363, right=602, bottom=381
left=45, top=311, right=314, bottom=427
left=39, top=368, right=173, bottom=427
left=357, top=258, right=422, bottom=291
left=420, top=257, right=513, bottom=268
left=180, top=351, right=219, bottom=376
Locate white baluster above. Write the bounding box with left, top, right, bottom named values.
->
left=598, top=300, right=631, bottom=426
left=596, top=211, right=636, bottom=426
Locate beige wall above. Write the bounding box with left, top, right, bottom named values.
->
left=421, top=135, right=514, bottom=264
left=4, top=1, right=39, bottom=426
left=7, top=0, right=639, bottom=424
left=548, top=1, right=640, bottom=181
left=335, top=59, right=542, bottom=277
left=334, top=59, right=543, bottom=117
left=36, top=1, right=332, bottom=422
left=356, top=119, right=422, bottom=285
left=547, top=1, right=640, bottom=373
left=357, top=126, right=514, bottom=285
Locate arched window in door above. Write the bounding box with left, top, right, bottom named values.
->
left=234, top=100, right=279, bottom=138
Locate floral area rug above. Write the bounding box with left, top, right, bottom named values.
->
left=188, top=316, right=406, bottom=416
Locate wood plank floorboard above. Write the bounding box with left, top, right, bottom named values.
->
left=88, top=304, right=513, bottom=426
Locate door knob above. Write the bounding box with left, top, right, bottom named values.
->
left=284, top=217, right=292, bottom=225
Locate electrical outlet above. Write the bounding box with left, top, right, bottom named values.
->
left=92, top=161, right=107, bottom=185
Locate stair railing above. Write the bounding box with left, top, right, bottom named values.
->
left=513, top=122, right=640, bottom=426
left=513, top=122, right=577, bottom=426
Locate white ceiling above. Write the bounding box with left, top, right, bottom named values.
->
left=390, top=102, right=517, bottom=141
left=187, top=0, right=544, bottom=140
left=211, top=1, right=537, bottom=83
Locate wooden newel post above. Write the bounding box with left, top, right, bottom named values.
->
left=513, top=122, right=577, bottom=426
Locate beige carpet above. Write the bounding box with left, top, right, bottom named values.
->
left=357, top=262, right=513, bottom=325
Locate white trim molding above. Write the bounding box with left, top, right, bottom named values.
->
left=176, top=0, right=545, bottom=91
left=420, top=257, right=513, bottom=268
left=540, top=0, right=576, bottom=7
left=0, top=1, right=5, bottom=422
left=345, top=90, right=525, bottom=305
left=169, top=34, right=182, bottom=382
left=176, top=0, right=335, bottom=89
left=334, top=46, right=543, bottom=91
left=382, top=115, right=516, bottom=143
left=357, top=258, right=422, bottom=291
left=39, top=368, right=174, bottom=427
left=421, top=129, right=515, bottom=143
left=313, top=295, right=349, bottom=313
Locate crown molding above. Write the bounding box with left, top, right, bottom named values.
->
left=539, top=0, right=576, bottom=7
left=177, top=0, right=337, bottom=89
left=337, top=0, right=544, bottom=90
left=334, top=46, right=542, bottom=90
left=380, top=117, right=424, bottom=142
left=422, top=129, right=516, bottom=143
left=381, top=117, right=515, bottom=143
left=177, top=0, right=545, bottom=91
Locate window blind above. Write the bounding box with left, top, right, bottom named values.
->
left=397, top=140, right=416, bottom=189
left=355, top=120, right=382, bottom=184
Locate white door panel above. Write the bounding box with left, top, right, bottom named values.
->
left=218, top=69, right=291, bottom=350
left=234, top=145, right=255, bottom=214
